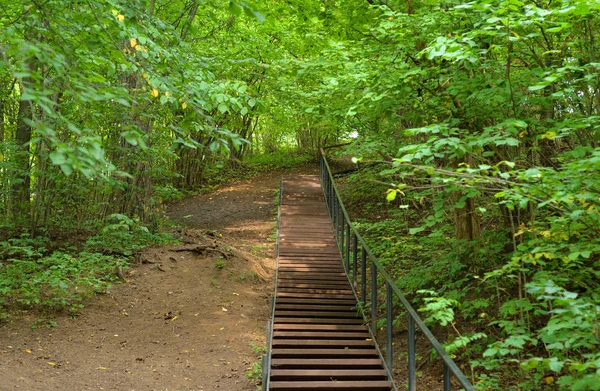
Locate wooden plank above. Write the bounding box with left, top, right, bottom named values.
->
left=271, top=349, right=379, bottom=358
left=275, top=298, right=358, bottom=305
left=273, top=331, right=371, bottom=339
left=274, top=317, right=364, bottom=324
left=270, top=369, right=387, bottom=380
left=276, top=292, right=355, bottom=300
left=269, top=380, right=391, bottom=390
left=277, top=288, right=354, bottom=295
left=275, top=304, right=357, bottom=311
left=272, top=339, right=374, bottom=348
left=271, top=358, right=384, bottom=368
left=272, top=324, right=367, bottom=331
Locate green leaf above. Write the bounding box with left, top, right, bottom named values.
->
left=49, top=151, right=67, bottom=165
left=549, top=358, right=564, bottom=373
left=529, top=85, right=547, bottom=91
left=60, top=164, right=73, bottom=176
left=386, top=190, right=397, bottom=202
left=409, top=227, right=425, bottom=235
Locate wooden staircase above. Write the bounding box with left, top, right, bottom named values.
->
left=267, top=175, right=392, bottom=391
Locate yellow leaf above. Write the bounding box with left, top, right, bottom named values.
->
left=171, top=316, right=178, bottom=321
left=96, top=367, right=108, bottom=370
left=184, top=377, right=191, bottom=381
left=541, top=131, right=557, bottom=140
left=182, top=102, right=188, bottom=109
left=545, top=376, right=554, bottom=384
left=151, top=89, right=159, bottom=98
left=134, top=44, right=142, bottom=51
left=116, top=14, right=125, bottom=22
left=165, top=91, right=171, bottom=97
left=48, top=362, right=56, bottom=366
left=130, top=38, right=137, bottom=48
left=25, top=349, right=32, bottom=353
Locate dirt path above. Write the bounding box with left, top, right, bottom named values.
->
left=0, top=166, right=316, bottom=391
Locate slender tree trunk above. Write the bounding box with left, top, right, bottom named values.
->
left=14, top=85, right=32, bottom=225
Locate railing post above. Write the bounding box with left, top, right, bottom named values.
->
left=338, top=203, right=343, bottom=246
left=333, top=196, right=338, bottom=239
left=328, top=176, right=332, bottom=211
left=341, top=219, right=346, bottom=255
left=444, top=363, right=451, bottom=391
left=386, top=282, right=393, bottom=371
left=352, top=235, right=358, bottom=285
left=371, top=262, right=377, bottom=333
left=408, top=315, right=416, bottom=391
left=345, top=224, right=351, bottom=271
left=361, top=248, right=367, bottom=304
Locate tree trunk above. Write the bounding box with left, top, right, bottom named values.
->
left=453, top=194, right=480, bottom=241
left=0, top=99, right=4, bottom=143
left=14, top=86, right=32, bottom=225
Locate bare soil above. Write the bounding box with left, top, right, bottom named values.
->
left=0, top=166, right=315, bottom=391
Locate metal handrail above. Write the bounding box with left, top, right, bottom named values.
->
left=319, top=148, right=476, bottom=391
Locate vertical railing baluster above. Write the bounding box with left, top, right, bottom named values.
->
left=352, top=234, right=358, bottom=285
left=340, top=220, right=345, bottom=255
left=333, top=196, right=338, bottom=240
left=345, top=224, right=351, bottom=271
left=361, top=249, right=367, bottom=304
left=328, top=177, right=333, bottom=211
left=444, top=363, right=451, bottom=391
left=338, top=203, right=343, bottom=246
left=386, top=282, right=393, bottom=371
left=408, top=315, right=416, bottom=391
left=371, top=262, right=377, bottom=333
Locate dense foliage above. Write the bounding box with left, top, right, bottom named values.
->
left=1, top=0, right=599, bottom=389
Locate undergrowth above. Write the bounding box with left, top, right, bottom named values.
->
left=0, top=213, right=176, bottom=322
left=338, top=164, right=600, bottom=391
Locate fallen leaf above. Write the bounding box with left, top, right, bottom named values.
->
left=96, top=367, right=108, bottom=370
left=25, top=349, right=31, bottom=353
left=222, top=307, right=228, bottom=312
left=171, top=316, right=179, bottom=321
left=47, top=362, right=56, bottom=366
left=232, top=292, right=239, bottom=296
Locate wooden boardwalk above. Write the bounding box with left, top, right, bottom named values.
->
left=267, top=176, right=392, bottom=391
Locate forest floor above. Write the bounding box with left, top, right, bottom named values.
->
left=0, top=164, right=317, bottom=391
